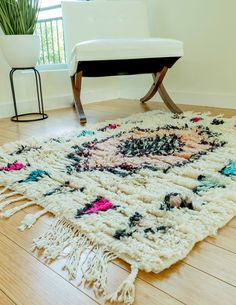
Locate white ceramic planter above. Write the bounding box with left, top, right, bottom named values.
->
left=0, top=35, right=40, bottom=68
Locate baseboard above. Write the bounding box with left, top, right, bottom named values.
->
left=0, top=87, right=118, bottom=119
left=0, top=95, right=73, bottom=119
left=1, top=88, right=236, bottom=119
left=120, top=87, right=236, bottom=110
left=168, top=91, right=236, bottom=109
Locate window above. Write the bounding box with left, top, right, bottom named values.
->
left=36, top=0, right=67, bottom=68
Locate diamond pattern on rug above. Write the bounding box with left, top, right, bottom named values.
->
left=66, top=125, right=225, bottom=176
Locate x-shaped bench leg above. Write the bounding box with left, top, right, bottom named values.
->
left=140, top=66, right=183, bottom=114
left=71, top=66, right=182, bottom=124
left=71, top=71, right=87, bottom=124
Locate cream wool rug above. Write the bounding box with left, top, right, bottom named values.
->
left=0, top=110, right=236, bottom=304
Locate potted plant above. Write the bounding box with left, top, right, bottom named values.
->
left=0, top=0, right=41, bottom=68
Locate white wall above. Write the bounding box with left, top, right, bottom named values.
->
left=122, top=0, right=236, bottom=109
left=0, top=0, right=236, bottom=119
left=152, top=0, right=236, bottom=109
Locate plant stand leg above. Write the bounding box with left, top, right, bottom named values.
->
left=9, top=68, right=18, bottom=121
left=10, top=67, right=48, bottom=122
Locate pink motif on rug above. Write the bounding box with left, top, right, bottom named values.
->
left=99, top=123, right=121, bottom=131
left=191, top=117, right=202, bottom=123
left=84, top=198, right=114, bottom=214
left=75, top=197, right=115, bottom=218
left=0, top=161, right=25, bottom=171
left=108, top=123, right=120, bottom=129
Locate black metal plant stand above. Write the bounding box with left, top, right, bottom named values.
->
left=9, top=67, right=48, bottom=122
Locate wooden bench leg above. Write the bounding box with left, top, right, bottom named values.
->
left=71, top=71, right=87, bottom=124
left=140, top=66, right=183, bottom=114
left=158, top=83, right=182, bottom=114
left=140, top=67, right=168, bottom=103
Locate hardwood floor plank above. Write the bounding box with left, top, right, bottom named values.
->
left=138, top=262, right=236, bottom=305
left=0, top=290, right=16, bottom=305
left=227, top=217, right=236, bottom=229
left=0, top=233, right=98, bottom=305
left=206, top=226, right=236, bottom=254
left=112, top=257, right=236, bottom=305
left=183, top=241, right=236, bottom=286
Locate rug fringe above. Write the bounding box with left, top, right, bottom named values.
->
left=0, top=195, right=26, bottom=211
left=105, top=264, right=138, bottom=305
left=0, top=201, right=35, bottom=218
left=0, top=190, right=19, bottom=202
left=62, top=235, right=91, bottom=280
left=0, top=189, right=17, bottom=199
left=32, top=218, right=76, bottom=262
left=19, top=209, right=48, bottom=231
left=83, top=247, right=117, bottom=297
left=32, top=218, right=136, bottom=304
left=0, top=186, right=9, bottom=195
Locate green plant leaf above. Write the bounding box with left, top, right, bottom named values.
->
left=0, top=0, right=41, bottom=35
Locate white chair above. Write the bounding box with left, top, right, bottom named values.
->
left=62, top=0, right=184, bottom=123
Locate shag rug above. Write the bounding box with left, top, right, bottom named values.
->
left=1, top=110, right=236, bottom=304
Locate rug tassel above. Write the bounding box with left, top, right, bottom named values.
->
left=62, top=236, right=90, bottom=280
left=83, top=247, right=117, bottom=297
left=32, top=219, right=92, bottom=277
left=0, top=201, right=35, bottom=218
left=105, top=264, right=138, bottom=305
left=18, top=209, right=48, bottom=231
left=32, top=219, right=75, bottom=262
left=0, top=186, right=10, bottom=195
left=31, top=218, right=136, bottom=303
left=0, top=191, right=19, bottom=202
left=0, top=195, right=26, bottom=211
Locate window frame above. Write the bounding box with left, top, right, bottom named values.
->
left=36, top=4, right=68, bottom=70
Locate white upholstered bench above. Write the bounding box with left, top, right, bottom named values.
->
left=62, top=0, right=184, bottom=124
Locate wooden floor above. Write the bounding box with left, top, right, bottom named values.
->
left=0, top=99, right=236, bottom=305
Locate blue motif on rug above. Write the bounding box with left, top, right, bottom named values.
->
left=19, top=170, right=50, bottom=183
left=78, top=130, right=95, bottom=137
left=220, top=162, right=236, bottom=176
left=193, top=175, right=225, bottom=194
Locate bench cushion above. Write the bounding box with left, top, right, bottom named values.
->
left=69, top=38, right=184, bottom=75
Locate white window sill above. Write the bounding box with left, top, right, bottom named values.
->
left=37, top=63, right=69, bottom=72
